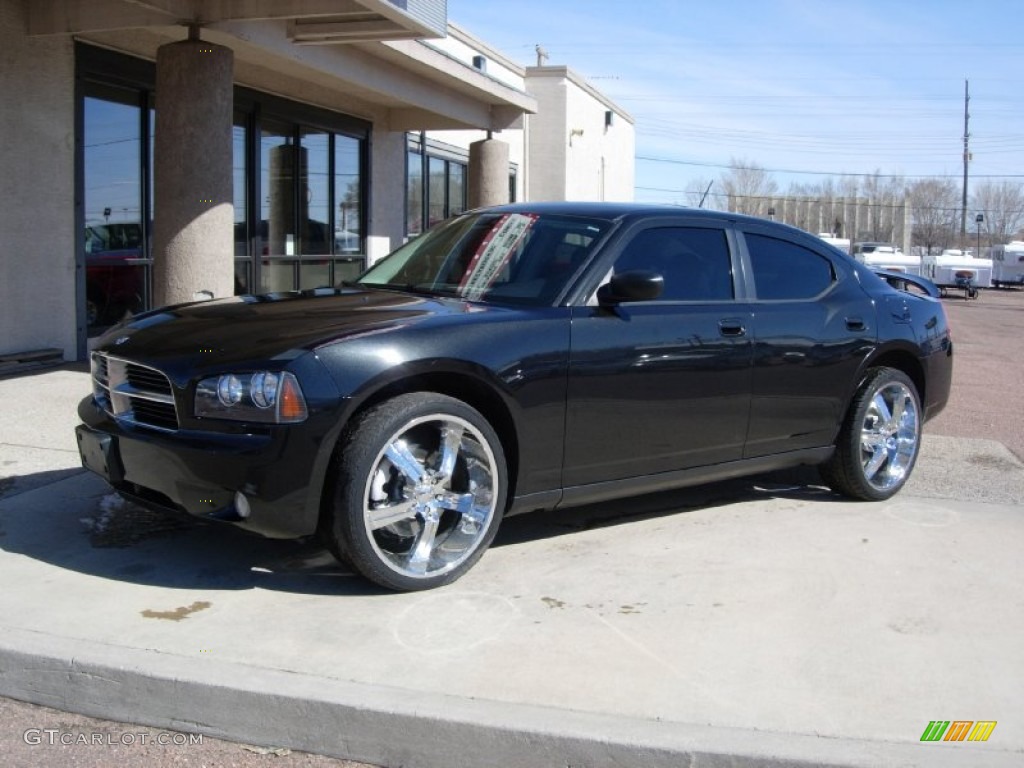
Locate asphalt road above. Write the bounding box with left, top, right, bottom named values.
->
left=1, top=285, right=1020, bottom=768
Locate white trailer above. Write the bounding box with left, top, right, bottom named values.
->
left=987, top=241, right=1024, bottom=288
left=817, top=233, right=851, bottom=255
left=922, top=249, right=993, bottom=298
left=853, top=243, right=922, bottom=275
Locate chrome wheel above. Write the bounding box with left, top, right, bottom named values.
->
left=364, top=413, right=499, bottom=580
left=859, top=381, right=919, bottom=492
left=325, top=392, right=507, bottom=590
left=820, top=367, right=922, bottom=501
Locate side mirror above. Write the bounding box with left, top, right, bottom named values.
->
left=597, top=270, right=664, bottom=306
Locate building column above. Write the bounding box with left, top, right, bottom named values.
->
left=152, top=30, right=234, bottom=307
left=468, top=137, right=509, bottom=208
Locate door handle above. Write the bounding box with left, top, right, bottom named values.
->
left=845, top=316, right=866, bottom=331
left=719, top=319, right=746, bottom=337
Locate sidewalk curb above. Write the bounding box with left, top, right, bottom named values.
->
left=0, top=627, right=1010, bottom=768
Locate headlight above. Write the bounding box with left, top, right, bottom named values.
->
left=195, top=371, right=308, bottom=423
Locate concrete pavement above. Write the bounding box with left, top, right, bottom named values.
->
left=1, top=365, right=1022, bottom=767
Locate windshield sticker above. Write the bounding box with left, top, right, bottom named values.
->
left=459, top=213, right=539, bottom=300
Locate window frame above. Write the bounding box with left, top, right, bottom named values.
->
left=738, top=229, right=839, bottom=302
left=578, top=218, right=741, bottom=306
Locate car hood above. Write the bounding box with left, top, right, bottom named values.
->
left=92, top=287, right=491, bottom=368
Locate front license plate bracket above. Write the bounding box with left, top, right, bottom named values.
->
left=75, top=425, right=125, bottom=484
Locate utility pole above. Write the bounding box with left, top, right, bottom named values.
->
left=961, top=79, right=970, bottom=242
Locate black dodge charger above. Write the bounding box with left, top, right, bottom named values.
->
left=76, top=203, right=953, bottom=590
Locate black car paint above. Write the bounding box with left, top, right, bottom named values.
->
left=77, top=204, right=952, bottom=543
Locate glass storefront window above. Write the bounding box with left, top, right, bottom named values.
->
left=83, top=87, right=148, bottom=333
left=80, top=46, right=369, bottom=330
left=254, top=122, right=367, bottom=292
left=427, top=156, right=446, bottom=228
left=335, top=135, right=362, bottom=254
left=261, top=119, right=295, bottom=262
left=233, top=119, right=248, bottom=257
left=448, top=163, right=466, bottom=216
left=405, top=142, right=473, bottom=236
left=233, top=115, right=250, bottom=294
left=300, top=128, right=330, bottom=257
left=407, top=150, right=423, bottom=236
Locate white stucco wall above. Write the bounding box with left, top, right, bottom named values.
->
left=0, top=0, right=76, bottom=359
left=563, top=76, right=635, bottom=202
left=425, top=24, right=526, bottom=92
left=525, top=67, right=634, bottom=202
left=524, top=75, right=568, bottom=201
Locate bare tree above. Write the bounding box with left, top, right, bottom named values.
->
left=719, top=158, right=777, bottom=216
left=908, top=178, right=960, bottom=254
left=856, top=171, right=906, bottom=243
left=972, top=181, right=1024, bottom=245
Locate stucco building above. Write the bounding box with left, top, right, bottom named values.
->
left=0, top=0, right=634, bottom=364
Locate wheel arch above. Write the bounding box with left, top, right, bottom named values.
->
left=318, top=368, right=522, bottom=526
left=859, top=345, right=927, bottom=406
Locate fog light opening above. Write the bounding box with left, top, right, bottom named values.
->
left=234, top=491, right=252, bottom=519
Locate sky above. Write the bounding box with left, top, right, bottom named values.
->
left=446, top=0, right=1024, bottom=206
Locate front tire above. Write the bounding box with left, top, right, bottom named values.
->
left=821, top=367, right=922, bottom=501
left=324, top=393, right=507, bottom=591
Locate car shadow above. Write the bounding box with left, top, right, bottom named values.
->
left=0, top=464, right=843, bottom=596
left=493, top=465, right=839, bottom=547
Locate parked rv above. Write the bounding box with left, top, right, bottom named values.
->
left=987, top=241, right=1024, bottom=288
left=922, top=249, right=993, bottom=298
left=852, top=242, right=922, bottom=275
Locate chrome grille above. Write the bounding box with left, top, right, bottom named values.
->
left=91, top=353, right=179, bottom=432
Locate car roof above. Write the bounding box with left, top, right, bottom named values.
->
left=471, top=201, right=785, bottom=228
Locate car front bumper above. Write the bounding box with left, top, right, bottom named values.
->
left=75, top=396, right=339, bottom=539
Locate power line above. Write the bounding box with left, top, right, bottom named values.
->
left=636, top=155, right=1024, bottom=180
left=634, top=186, right=996, bottom=216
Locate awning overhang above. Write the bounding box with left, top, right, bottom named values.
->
left=29, top=0, right=534, bottom=131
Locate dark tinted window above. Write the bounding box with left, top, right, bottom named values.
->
left=614, top=226, right=733, bottom=301
left=746, top=233, right=835, bottom=300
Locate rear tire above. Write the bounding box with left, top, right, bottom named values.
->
left=324, top=393, right=507, bottom=591
left=821, top=367, right=921, bottom=501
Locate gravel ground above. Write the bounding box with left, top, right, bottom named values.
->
left=1, top=286, right=1021, bottom=768
left=925, top=287, right=1024, bottom=460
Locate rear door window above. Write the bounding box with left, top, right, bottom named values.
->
left=745, top=233, right=835, bottom=300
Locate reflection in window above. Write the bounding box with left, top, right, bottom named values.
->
left=406, top=146, right=469, bottom=236
left=245, top=119, right=366, bottom=293
left=448, top=163, right=466, bottom=217
left=428, top=156, right=446, bottom=228
left=83, top=89, right=148, bottom=331
left=232, top=119, right=248, bottom=258
left=335, top=136, right=362, bottom=254
left=301, top=128, right=330, bottom=256
left=261, top=120, right=295, bottom=260
left=233, top=115, right=249, bottom=294
left=407, top=150, right=423, bottom=236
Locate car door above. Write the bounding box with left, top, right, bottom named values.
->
left=562, top=222, right=754, bottom=490
left=738, top=228, right=875, bottom=458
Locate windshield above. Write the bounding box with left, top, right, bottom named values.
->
left=356, top=212, right=611, bottom=305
